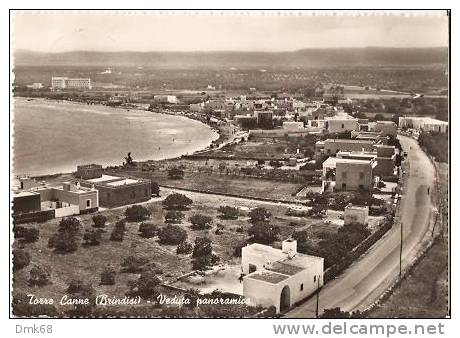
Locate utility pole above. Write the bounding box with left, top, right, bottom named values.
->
left=315, top=275, right=320, bottom=318
left=399, top=223, right=403, bottom=279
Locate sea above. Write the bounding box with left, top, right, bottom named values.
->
left=12, top=97, right=219, bottom=176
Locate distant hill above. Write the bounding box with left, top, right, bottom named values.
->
left=14, top=47, right=448, bottom=68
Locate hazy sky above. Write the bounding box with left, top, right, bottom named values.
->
left=13, top=11, right=449, bottom=52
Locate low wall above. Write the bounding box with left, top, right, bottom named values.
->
left=55, top=205, right=80, bottom=218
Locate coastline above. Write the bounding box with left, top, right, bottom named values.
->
left=13, top=96, right=226, bottom=179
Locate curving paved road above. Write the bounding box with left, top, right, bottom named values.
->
left=287, top=135, right=436, bottom=318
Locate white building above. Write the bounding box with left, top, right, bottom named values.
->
left=26, top=83, right=44, bottom=89
left=242, top=240, right=324, bottom=313
left=153, top=95, right=178, bottom=104
left=51, top=77, right=92, bottom=90
left=283, top=121, right=305, bottom=131
left=344, top=204, right=369, bottom=226
left=325, top=115, right=359, bottom=133
left=399, top=116, right=448, bottom=133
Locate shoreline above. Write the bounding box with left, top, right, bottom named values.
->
left=13, top=96, right=228, bottom=179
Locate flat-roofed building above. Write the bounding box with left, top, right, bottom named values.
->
left=82, top=174, right=151, bottom=208
left=325, top=115, right=359, bottom=133
left=322, top=157, right=375, bottom=192
left=38, top=182, right=99, bottom=217
left=153, top=95, right=178, bottom=104
left=399, top=116, right=448, bottom=133
left=242, top=239, right=324, bottom=313
left=76, top=164, right=103, bottom=180
left=51, top=77, right=91, bottom=90
left=283, top=121, right=305, bottom=131
left=344, top=204, right=369, bottom=226
left=315, top=138, right=375, bottom=160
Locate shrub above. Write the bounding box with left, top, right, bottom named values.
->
left=163, top=193, right=192, bottom=210
left=127, top=270, right=161, bottom=299
left=248, top=222, right=279, bottom=244
left=125, top=205, right=151, bottom=222
left=138, top=222, right=158, bottom=238
left=58, top=217, right=82, bottom=235
left=114, top=219, right=126, bottom=231
left=65, top=279, right=96, bottom=317
left=189, top=214, right=213, bottom=230
left=121, top=255, right=149, bottom=273
left=92, top=214, right=107, bottom=228
left=158, top=224, right=187, bottom=245
left=176, top=241, right=193, bottom=255
left=22, top=227, right=39, bottom=243
left=83, top=229, right=102, bottom=246
left=217, top=206, right=239, bottom=220
left=12, top=293, right=58, bottom=317
left=13, top=249, right=31, bottom=271
left=164, top=210, right=185, bottom=224
left=13, top=225, right=26, bottom=238
left=168, top=167, right=185, bottom=179
left=49, top=231, right=78, bottom=253
left=248, top=207, right=272, bottom=224
left=110, top=228, right=124, bottom=242
left=100, top=266, right=116, bottom=285
left=28, top=265, right=51, bottom=287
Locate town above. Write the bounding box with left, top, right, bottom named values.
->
left=12, top=67, right=449, bottom=318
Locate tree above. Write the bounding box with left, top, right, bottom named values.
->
left=127, top=270, right=161, bottom=299
left=109, top=219, right=126, bottom=242
left=248, top=207, right=272, bottom=224
left=22, top=227, right=39, bottom=243
left=83, top=229, right=102, bottom=246
left=191, top=237, right=220, bottom=271
left=49, top=231, right=78, bottom=253
left=58, top=217, right=82, bottom=235
left=138, top=222, right=158, bottom=238
left=121, top=255, right=149, bottom=273
left=124, top=152, right=134, bottom=166
left=92, top=214, right=107, bottom=228
left=168, top=167, right=185, bottom=179
left=176, top=241, right=193, bottom=255
left=164, top=210, right=185, bottom=224
left=158, top=224, right=187, bottom=245
left=125, top=205, right=151, bottom=222
left=13, top=249, right=31, bottom=271
left=100, top=265, right=116, bottom=285
left=308, top=204, right=327, bottom=218
left=28, top=265, right=51, bottom=287
left=163, top=193, right=193, bottom=210
left=218, top=206, right=239, bottom=220
left=189, top=214, right=213, bottom=230
left=248, top=222, right=279, bottom=244
left=151, top=182, right=160, bottom=197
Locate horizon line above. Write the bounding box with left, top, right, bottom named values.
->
left=16, top=46, right=449, bottom=54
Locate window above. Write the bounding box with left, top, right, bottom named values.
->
left=359, top=184, right=364, bottom=190
left=313, top=276, right=316, bottom=283
left=249, top=264, right=257, bottom=273
left=342, top=183, right=347, bottom=189
left=341, top=123, right=345, bottom=129
left=86, top=199, right=91, bottom=208
left=300, top=284, right=304, bottom=291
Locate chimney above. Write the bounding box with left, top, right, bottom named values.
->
left=282, top=239, right=297, bottom=254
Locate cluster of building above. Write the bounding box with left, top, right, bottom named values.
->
left=12, top=164, right=152, bottom=224
left=317, top=138, right=397, bottom=192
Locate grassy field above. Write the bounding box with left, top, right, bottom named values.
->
left=117, top=168, right=305, bottom=202
left=369, top=162, right=449, bottom=318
